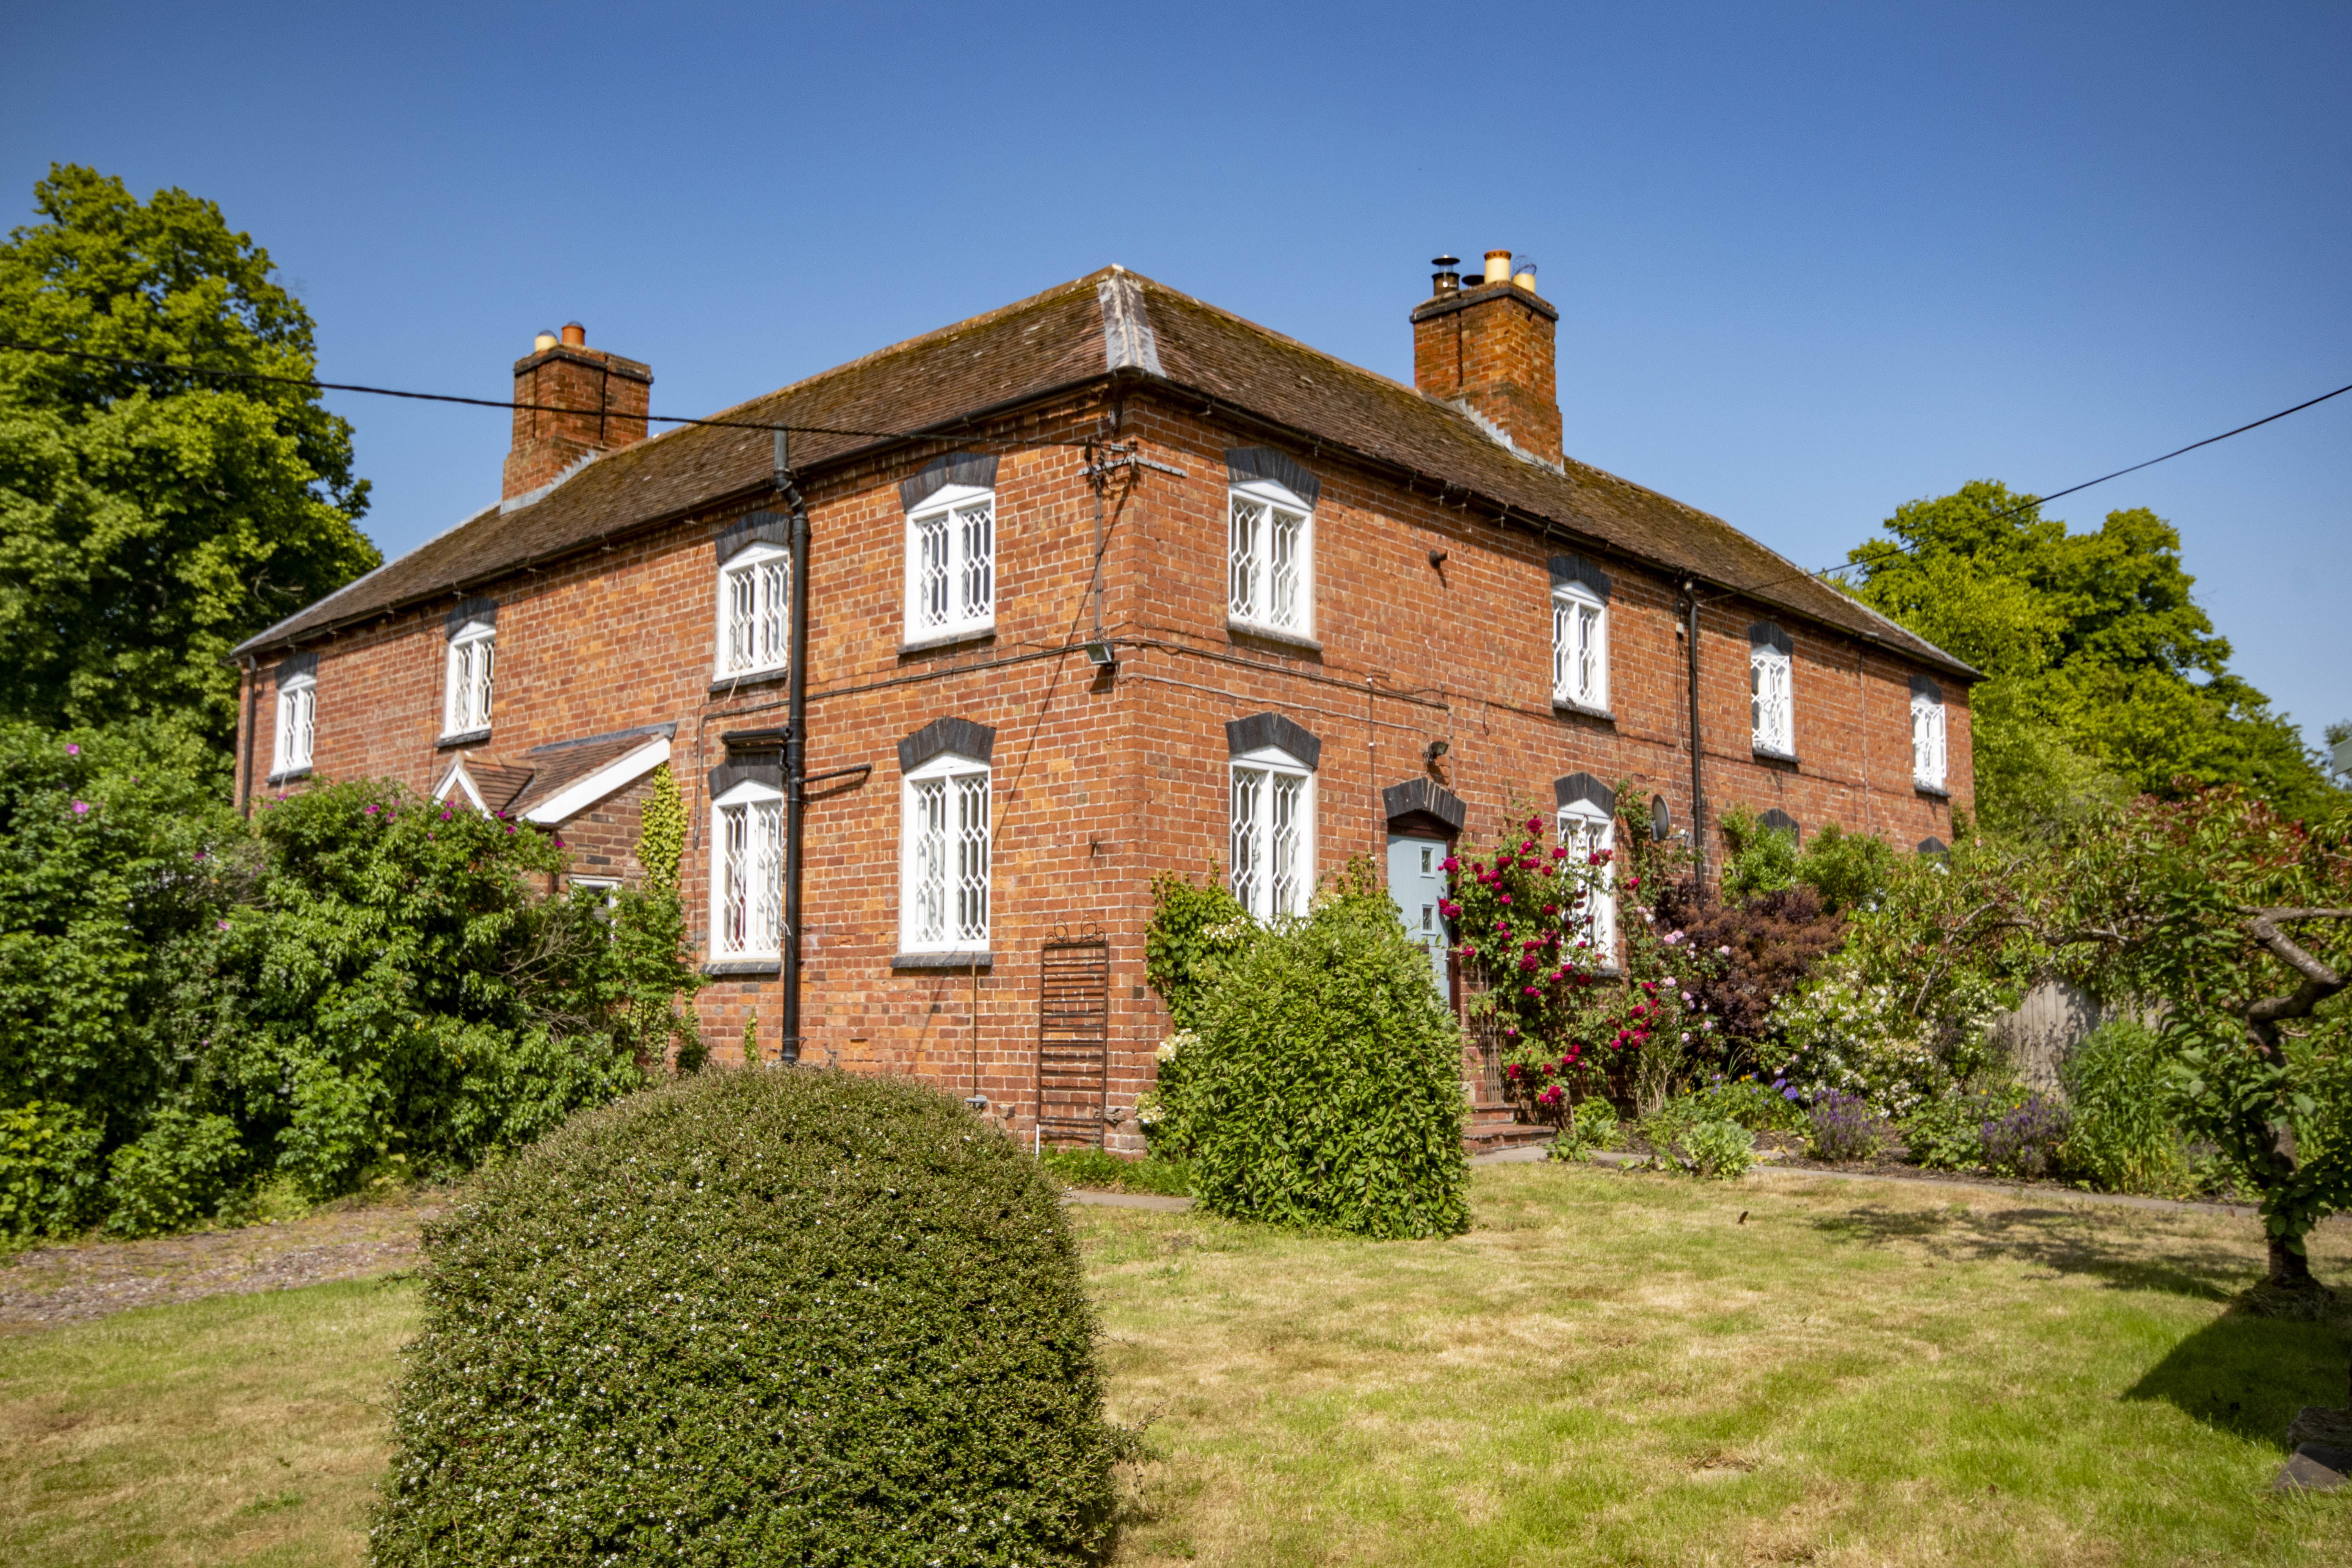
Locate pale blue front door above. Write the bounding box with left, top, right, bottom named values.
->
left=1387, top=834, right=1449, bottom=998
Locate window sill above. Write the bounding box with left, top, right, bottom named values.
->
left=1225, top=617, right=1321, bottom=654
left=709, top=666, right=790, bottom=695
left=704, top=958, right=781, bottom=977
left=1551, top=700, right=1615, bottom=723
left=437, top=728, right=492, bottom=750
left=891, top=950, right=993, bottom=971
left=264, top=766, right=313, bottom=786
left=1751, top=746, right=1799, bottom=766
left=1914, top=780, right=1951, bottom=799
left=899, top=626, right=996, bottom=657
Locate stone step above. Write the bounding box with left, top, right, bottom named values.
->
left=1464, top=1120, right=1553, bottom=1153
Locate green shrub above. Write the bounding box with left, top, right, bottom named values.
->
left=1143, top=870, right=1256, bottom=1032
left=1719, top=804, right=1801, bottom=905
left=1900, top=1085, right=2028, bottom=1172
left=1673, top=1118, right=1757, bottom=1179
left=2060, top=1019, right=2194, bottom=1195
left=1550, top=1097, right=1621, bottom=1161
left=1795, top=822, right=1896, bottom=915
left=104, top=1107, right=244, bottom=1236
left=371, top=1067, right=1121, bottom=1567
left=1185, top=862, right=1468, bottom=1238
left=1040, top=1147, right=1192, bottom=1196
left=0, top=1099, right=103, bottom=1238
left=1688, top=1074, right=1807, bottom=1132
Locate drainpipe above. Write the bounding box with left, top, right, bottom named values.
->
left=239, top=654, right=260, bottom=817
left=1682, top=582, right=1708, bottom=897
left=777, top=430, right=810, bottom=1066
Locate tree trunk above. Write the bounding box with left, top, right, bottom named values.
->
left=2268, top=1231, right=2317, bottom=1290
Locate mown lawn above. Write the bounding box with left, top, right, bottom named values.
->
left=3, top=1164, right=2348, bottom=1565
left=1083, top=1165, right=2352, bottom=1565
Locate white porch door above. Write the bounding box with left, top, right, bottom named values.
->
left=1386, top=834, right=1449, bottom=999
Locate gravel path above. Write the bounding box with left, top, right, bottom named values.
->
left=0, top=1190, right=445, bottom=1331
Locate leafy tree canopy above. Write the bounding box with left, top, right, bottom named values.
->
left=0, top=165, right=378, bottom=751
left=1844, top=481, right=2335, bottom=829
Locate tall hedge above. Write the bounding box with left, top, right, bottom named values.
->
left=371, top=1067, right=1122, bottom=1567
left=1181, top=865, right=1469, bottom=1238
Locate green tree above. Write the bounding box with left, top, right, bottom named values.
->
left=1844, top=481, right=2335, bottom=828
left=0, top=165, right=377, bottom=748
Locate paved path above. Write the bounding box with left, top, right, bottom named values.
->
left=1576, top=1148, right=2264, bottom=1219
left=1062, top=1189, right=1195, bottom=1213
left=1066, top=1146, right=2273, bottom=1224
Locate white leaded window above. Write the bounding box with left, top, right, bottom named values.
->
left=716, top=541, right=789, bottom=678
left=1227, top=479, right=1313, bottom=637
left=1558, top=800, right=1618, bottom=969
left=901, top=753, right=990, bottom=952
left=1552, top=583, right=1607, bottom=709
left=904, top=483, right=995, bottom=644
left=710, top=780, right=785, bottom=960
left=1912, top=683, right=1948, bottom=790
left=1229, top=746, right=1314, bottom=922
left=272, top=672, right=316, bottom=775
left=1751, top=635, right=1793, bottom=757
left=443, top=620, right=496, bottom=738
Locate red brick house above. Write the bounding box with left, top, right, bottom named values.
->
left=232, top=255, right=1973, bottom=1150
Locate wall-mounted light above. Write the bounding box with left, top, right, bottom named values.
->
left=1428, top=548, right=1448, bottom=567
left=1426, top=739, right=1450, bottom=764
left=1083, top=640, right=1117, bottom=670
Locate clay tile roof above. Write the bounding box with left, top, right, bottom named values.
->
left=507, top=724, right=674, bottom=820
left=458, top=761, right=536, bottom=815
left=236, top=269, right=1971, bottom=678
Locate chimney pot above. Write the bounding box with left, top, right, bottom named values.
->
left=1411, top=250, right=1561, bottom=466
left=1512, top=259, right=1538, bottom=291
left=502, top=326, right=652, bottom=503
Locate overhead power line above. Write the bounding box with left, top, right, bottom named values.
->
left=1746, top=376, right=2352, bottom=603
left=0, top=339, right=1081, bottom=451
left=6, top=336, right=2343, bottom=606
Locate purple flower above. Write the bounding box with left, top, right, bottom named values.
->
left=71, top=800, right=88, bottom=815
left=65, top=743, right=80, bottom=756
left=216, top=919, right=230, bottom=931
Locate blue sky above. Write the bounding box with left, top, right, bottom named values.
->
left=7, top=2, right=2347, bottom=747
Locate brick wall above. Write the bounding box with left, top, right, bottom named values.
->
left=239, top=382, right=1969, bottom=1150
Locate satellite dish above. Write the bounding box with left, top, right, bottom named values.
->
left=1650, top=794, right=1672, bottom=842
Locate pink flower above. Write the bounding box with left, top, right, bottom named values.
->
left=216, top=919, right=230, bottom=931
left=1498, top=893, right=1512, bottom=906
left=65, top=744, right=79, bottom=756
left=1441, top=856, right=1459, bottom=872
left=1521, top=984, right=1539, bottom=996
left=71, top=800, right=88, bottom=815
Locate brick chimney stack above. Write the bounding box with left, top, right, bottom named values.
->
left=1410, top=250, right=1562, bottom=467
left=501, top=322, right=653, bottom=502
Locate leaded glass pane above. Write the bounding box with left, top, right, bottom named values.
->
left=954, top=772, right=989, bottom=943
left=916, top=515, right=949, bottom=630
left=1229, top=497, right=1263, bottom=620
left=957, top=501, right=993, bottom=621
left=719, top=804, right=751, bottom=953
left=1230, top=766, right=1263, bottom=917
left=751, top=800, right=783, bottom=952
left=1269, top=506, right=1303, bottom=628
left=913, top=779, right=947, bottom=943
left=1271, top=773, right=1302, bottom=915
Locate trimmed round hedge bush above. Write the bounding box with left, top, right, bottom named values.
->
left=370, top=1067, right=1120, bottom=1566
left=1178, top=868, right=1469, bottom=1238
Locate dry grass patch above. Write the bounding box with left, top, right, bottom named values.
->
left=1082, top=1163, right=2352, bottom=1566
left=0, top=1277, right=417, bottom=1566
left=1, top=1164, right=2348, bottom=1565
